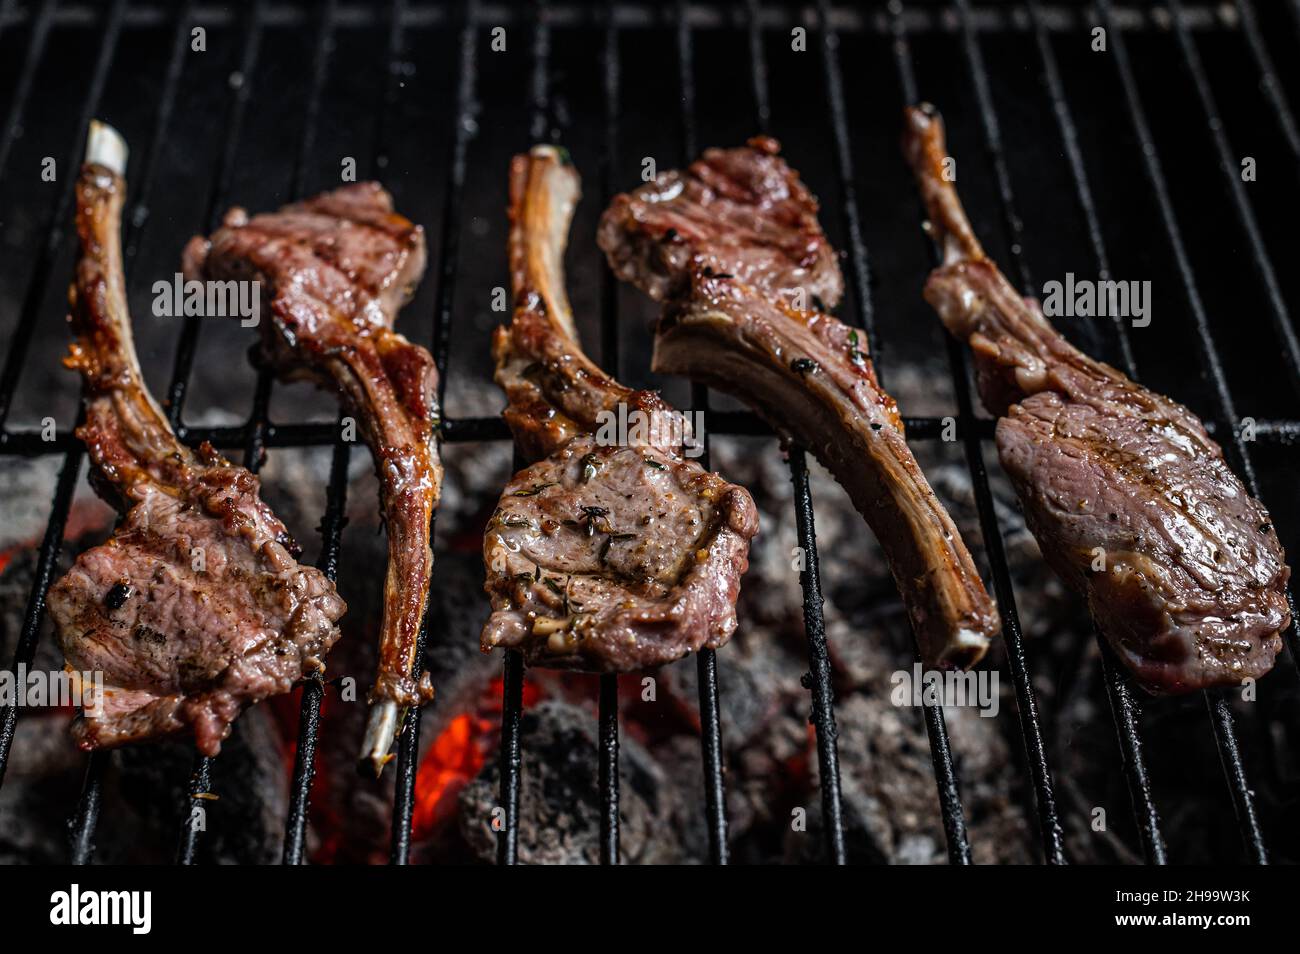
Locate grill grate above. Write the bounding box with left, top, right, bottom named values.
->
left=0, top=0, right=1296, bottom=865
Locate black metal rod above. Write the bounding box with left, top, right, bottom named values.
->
left=1026, top=0, right=1168, bottom=864
left=283, top=433, right=350, bottom=864
left=0, top=0, right=126, bottom=431
left=788, top=448, right=847, bottom=864
left=175, top=756, right=212, bottom=865
left=1097, top=0, right=1275, bottom=862
left=1025, top=1, right=1136, bottom=371
left=1098, top=646, right=1168, bottom=863
left=891, top=4, right=1067, bottom=865
left=816, top=0, right=878, bottom=363
left=1206, top=693, right=1268, bottom=863
left=163, top=0, right=265, bottom=430
left=68, top=750, right=106, bottom=865
left=955, top=0, right=1170, bottom=864
left=695, top=648, right=729, bottom=864
left=0, top=0, right=53, bottom=187
left=64, top=0, right=197, bottom=862
left=1167, top=0, right=1300, bottom=399
left=0, top=0, right=126, bottom=792
left=167, top=0, right=267, bottom=866
left=592, top=2, right=624, bottom=866
left=676, top=0, right=729, bottom=866
left=389, top=695, right=425, bottom=864
left=597, top=674, right=620, bottom=864
left=496, top=650, right=525, bottom=865
left=816, top=0, right=979, bottom=866
left=918, top=680, right=972, bottom=866
left=1235, top=0, right=1300, bottom=165
left=0, top=448, right=82, bottom=790
left=744, top=0, right=852, bottom=867
left=21, top=409, right=1300, bottom=456
left=183, top=0, right=334, bottom=866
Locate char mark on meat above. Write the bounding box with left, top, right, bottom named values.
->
left=598, top=138, right=999, bottom=670
left=483, top=146, right=759, bottom=672
left=903, top=104, right=1290, bottom=693
left=182, top=178, right=439, bottom=769
left=46, top=122, right=346, bottom=756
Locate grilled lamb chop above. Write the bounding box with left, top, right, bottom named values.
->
left=47, top=122, right=345, bottom=755
left=598, top=137, right=998, bottom=670
left=903, top=104, right=1290, bottom=693
left=481, top=146, right=759, bottom=670
left=182, top=181, right=438, bottom=769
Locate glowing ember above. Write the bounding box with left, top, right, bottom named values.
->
left=411, top=713, right=490, bottom=839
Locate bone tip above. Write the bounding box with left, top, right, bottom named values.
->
left=945, top=627, right=990, bottom=671
left=359, top=700, right=400, bottom=777
left=529, top=142, right=571, bottom=166
left=86, top=120, right=128, bottom=176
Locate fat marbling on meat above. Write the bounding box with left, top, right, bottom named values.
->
left=903, top=104, right=1290, bottom=693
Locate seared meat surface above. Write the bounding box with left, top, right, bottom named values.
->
left=904, top=105, right=1290, bottom=692
left=482, top=146, right=758, bottom=671
left=599, top=139, right=998, bottom=670
left=47, top=122, right=345, bottom=755
left=183, top=181, right=438, bottom=765
left=598, top=136, right=842, bottom=308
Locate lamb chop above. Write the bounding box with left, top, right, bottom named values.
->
left=481, top=145, right=759, bottom=671
left=598, top=137, right=999, bottom=670
left=46, top=122, right=346, bottom=756
left=903, top=104, right=1290, bottom=693
left=182, top=181, right=438, bottom=770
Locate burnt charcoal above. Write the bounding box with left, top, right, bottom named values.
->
left=458, top=700, right=679, bottom=864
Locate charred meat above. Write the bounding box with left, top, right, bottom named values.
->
left=182, top=181, right=438, bottom=767
left=598, top=137, right=998, bottom=670
left=482, top=146, right=759, bottom=671
left=903, top=104, right=1290, bottom=693
left=47, top=122, right=345, bottom=756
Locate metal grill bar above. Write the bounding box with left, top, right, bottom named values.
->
left=280, top=0, right=363, bottom=866
left=0, top=0, right=52, bottom=193
left=0, top=0, right=126, bottom=432
left=0, top=3, right=1245, bottom=34
left=174, top=0, right=269, bottom=865
left=746, top=0, right=850, bottom=866
left=677, top=0, right=730, bottom=866
left=390, top=0, right=478, bottom=865
left=597, top=2, right=622, bottom=866
left=0, top=0, right=127, bottom=792
left=8, top=408, right=1300, bottom=456
left=165, top=4, right=265, bottom=432
left=67, top=0, right=196, bottom=863
left=1096, top=0, right=1275, bottom=864
left=1167, top=0, right=1300, bottom=398
left=1236, top=0, right=1300, bottom=166
left=954, top=0, right=1170, bottom=865
left=378, top=0, right=436, bottom=868
left=1025, top=0, right=1167, bottom=864
left=890, top=3, right=1068, bottom=865
left=816, top=0, right=973, bottom=866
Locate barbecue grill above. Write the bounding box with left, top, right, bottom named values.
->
left=1, top=0, right=1298, bottom=866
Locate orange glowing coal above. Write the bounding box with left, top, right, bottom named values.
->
left=410, top=676, right=543, bottom=841
left=411, top=712, right=489, bottom=838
